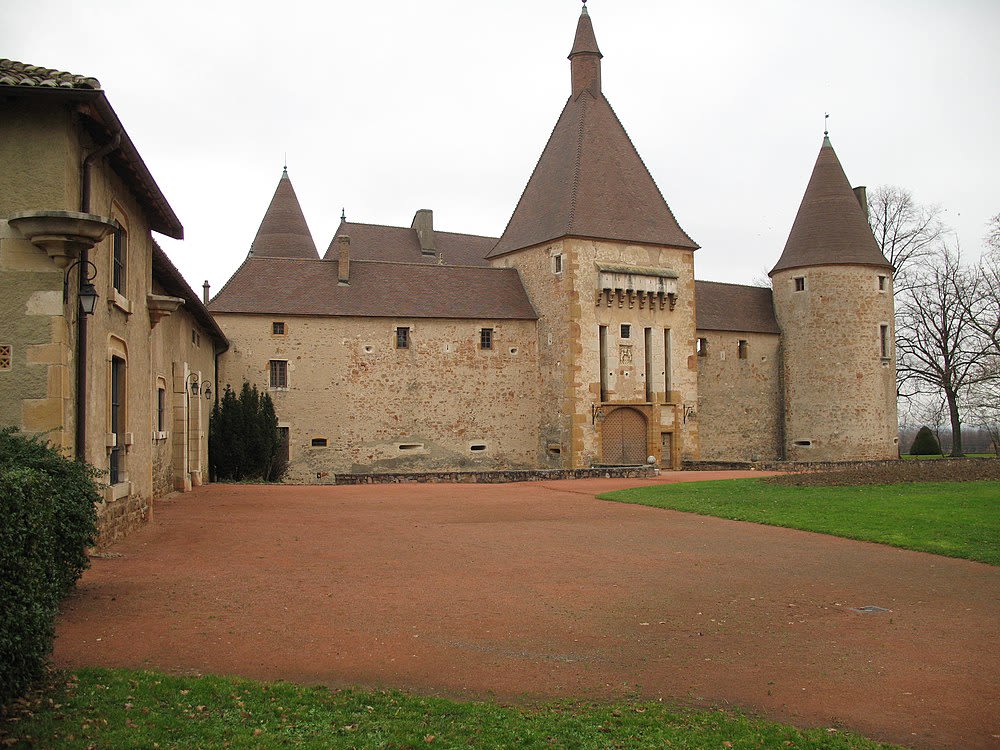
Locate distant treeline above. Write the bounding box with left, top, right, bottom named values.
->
left=899, top=426, right=998, bottom=455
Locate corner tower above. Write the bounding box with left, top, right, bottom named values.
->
left=489, top=6, right=700, bottom=470
left=770, top=136, right=898, bottom=461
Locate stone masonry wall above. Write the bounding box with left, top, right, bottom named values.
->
left=696, top=329, right=783, bottom=461
left=772, top=265, right=898, bottom=461
left=216, top=314, right=540, bottom=481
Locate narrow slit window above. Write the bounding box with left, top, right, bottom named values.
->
left=157, top=386, right=166, bottom=432
left=697, top=337, right=708, bottom=357
left=738, top=339, right=749, bottom=359
left=663, top=329, right=671, bottom=398
left=470, top=443, right=487, bottom=452
left=599, top=325, right=608, bottom=401
left=113, top=225, right=127, bottom=295
left=880, top=325, right=890, bottom=359
left=396, top=327, right=410, bottom=349
left=480, top=328, right=493, bottom=350
left=644, top=327, right=653, bottom=402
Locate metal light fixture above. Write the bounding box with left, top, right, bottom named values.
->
left=189, top=379, right=199, bottom=396
left=63, top=259, right=100, bottom=315
left=202, top=384, right=212, bottom=400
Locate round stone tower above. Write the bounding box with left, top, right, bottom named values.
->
left=770, top=136, right=898, bottom=462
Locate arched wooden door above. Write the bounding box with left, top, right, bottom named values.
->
left=602, top=407, right=647, bottom=465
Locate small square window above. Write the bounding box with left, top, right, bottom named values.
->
left=311, top=437, right=328, bottom=448
left=553, top=254, right=563, bottom=274
left=794, top=277, right=806, bottom=292
left=269, top=359, right=288, bottom=389
left=480, top=328, right=493, bottom=350
left=620, top=324, right=631, bottom=339
left=738, top=339, right=748, bottom=359
left=272, top=321, right=286, bottom=335
left=396, top=327, right=410, bottom=349
left=696, top=337, right=708, bottom=357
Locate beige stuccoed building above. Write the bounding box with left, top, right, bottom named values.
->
left=0, top=59, right=228, bottom=542
left=210, top=6, right=899, bottom=479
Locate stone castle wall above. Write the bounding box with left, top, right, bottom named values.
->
left=695, top=329, right=783, bottom=461
left=215, top=313, right=540, bottom=481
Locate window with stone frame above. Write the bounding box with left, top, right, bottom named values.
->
left=480, top=328, right=493, bottom=350
left=112, top=222, right=128, bottom=296
left=794, top=276, right=806, bottom=292
left=738, top=339, right=749, bottom=359
left=156, top=385, right=166, bottom=432
left=272, top=321, right=286, bottom=335
left=696, top=337, right=708, bottom=357
left=109, top=355, right=126, bottom=484
left=269, top=359, right=288, bottom=389
left=396, top=327, right=410, bottom=349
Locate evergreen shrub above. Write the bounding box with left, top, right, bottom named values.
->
left=909, top=425, right=943, bottom=456
left=0, top=428, right=99, bottom=706
left=209, top=383, right=285, bottom=481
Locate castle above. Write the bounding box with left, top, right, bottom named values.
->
left=0, top=6, right=899, bottom=541
left=208, top=5, right=900, bottom=481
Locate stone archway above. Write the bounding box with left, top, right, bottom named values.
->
left=602, top=407, right=648, bottom=465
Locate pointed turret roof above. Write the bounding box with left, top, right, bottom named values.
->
left=250, top=168, right=318, bottom=259
left=488, top=8, right=697, bottom=258
left=771, top=137, right=890, bottom=274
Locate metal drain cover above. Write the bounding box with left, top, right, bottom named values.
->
left=850, top=605, right=891, bottom=613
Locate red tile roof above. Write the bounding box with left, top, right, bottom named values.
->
left=771, top=137, right=891, bottom=274
left=489, top=10, right=697, bottom=257
left=695, top=280, right=780, bottom=334
left=323, top=221, right=495, bottom=267
left=208, top=258, right=537, bottom=320
left=250, top=170, right=318, bottom=259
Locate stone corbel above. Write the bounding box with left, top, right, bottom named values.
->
left=147, top=293, right=185, bottom=327
left=668, top=292, right=677, bottom=311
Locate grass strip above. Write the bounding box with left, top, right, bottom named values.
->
left=0, top=667, right=902, bottom=749
left=600, top=479, right=1000, bottom=565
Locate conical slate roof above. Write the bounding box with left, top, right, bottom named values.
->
left=489, top=9, right=696, bottom=257
left=250, top=169, right=318, bottom=259
left=771, top=137, right=890, bottom=274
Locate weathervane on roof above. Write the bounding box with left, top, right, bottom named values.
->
left=581, top=0, right=588, bottom=13
left=283, top=153, right=288, bottom=177
left=340, top=207, right=346, bottom=221
left=824, top=113, right=829, bottom=137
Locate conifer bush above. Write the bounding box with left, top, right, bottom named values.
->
left=0, top=428, right=99, bottom=706
left=909, top=425, right=943, bottom=456
left=209, top=383, right=285, bottom=481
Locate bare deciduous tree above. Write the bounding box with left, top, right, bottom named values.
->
left=895, top=244, right=991, bottom=456
left=867, top=186, right=947, bottom=291
left=986, top=212, right=1000, bottom=252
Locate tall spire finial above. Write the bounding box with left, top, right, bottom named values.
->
left=824, top=113, right=830, bottom=137
left=282, top=153, right=288, bottom=177
left=340, top=207, right=346, bottom=222
left=581, top=0, right=588, bottom=15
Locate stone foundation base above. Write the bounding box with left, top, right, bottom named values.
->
left=95, top=493, right=149, bottom=547
left=328, top=466, right=658, bottom=485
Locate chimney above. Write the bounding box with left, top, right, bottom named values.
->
left=853, top=186, right=869, bottom=221
left=337, top=235, right=350, bottom=284
left=202, top=280, right=210, bottom=304
left=411, top=209, right=436, bottom=256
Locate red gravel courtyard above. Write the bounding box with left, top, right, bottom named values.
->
left=54, top=475, right=1000, bottom=750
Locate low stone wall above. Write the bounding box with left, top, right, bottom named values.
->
left=683, top=457, right=996, bottom=472
left=329, top=466, right=658, bottom=485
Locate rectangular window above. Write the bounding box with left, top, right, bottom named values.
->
left=620, top=324, right=631, bottom=339
left=880, top=325, right=890, bottom=359
left=738, top=339, right=749, bottom=359
left=110, top=356, right=126, bottom=484
left=269, top=359, right=288, bottom=389
left=272, top=321, right=286, bottom=335
left=112, top=226, right=127, bottom=295
left=663, top=329, right=671, bottom=398
left=311, top=437, right=328, bottom=448
left=697, top=337, right=708, bottom=357
left=396, top=327, right=410, bottom=349
left=794, top=277, right=805, bottom=292
left=878, top=275, right=888, bottom=291
left=480, top=328, right=493, bottom=350
left=157, top=386, right=166, bottom=431
left=191, top=329, right=200, bottom=347
left=644, top=327, right=653, bottom=402
left=553, top=254, right=563, bottom=274
left=599, top=325, right=608, bottom=402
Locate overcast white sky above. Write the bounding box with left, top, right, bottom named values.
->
left=3, top=0, right=998, bottom=293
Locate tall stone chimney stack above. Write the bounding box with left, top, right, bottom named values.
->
left=337, top=235, right=350, bottom=284
left=411, top=209, right=436, bottom=256
left=202, top=280, right=210, bottom=304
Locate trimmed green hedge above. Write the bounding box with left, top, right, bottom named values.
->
left=910, top=425, right=943, bottom=456
left=0, top=428, right=99, bottom=707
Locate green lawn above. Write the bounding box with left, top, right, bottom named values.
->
left=901, top=453, right=995, bottom=460
left=600, top=479, right=1000, bottom=565
left=0, top=668, right=902, bottom=750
